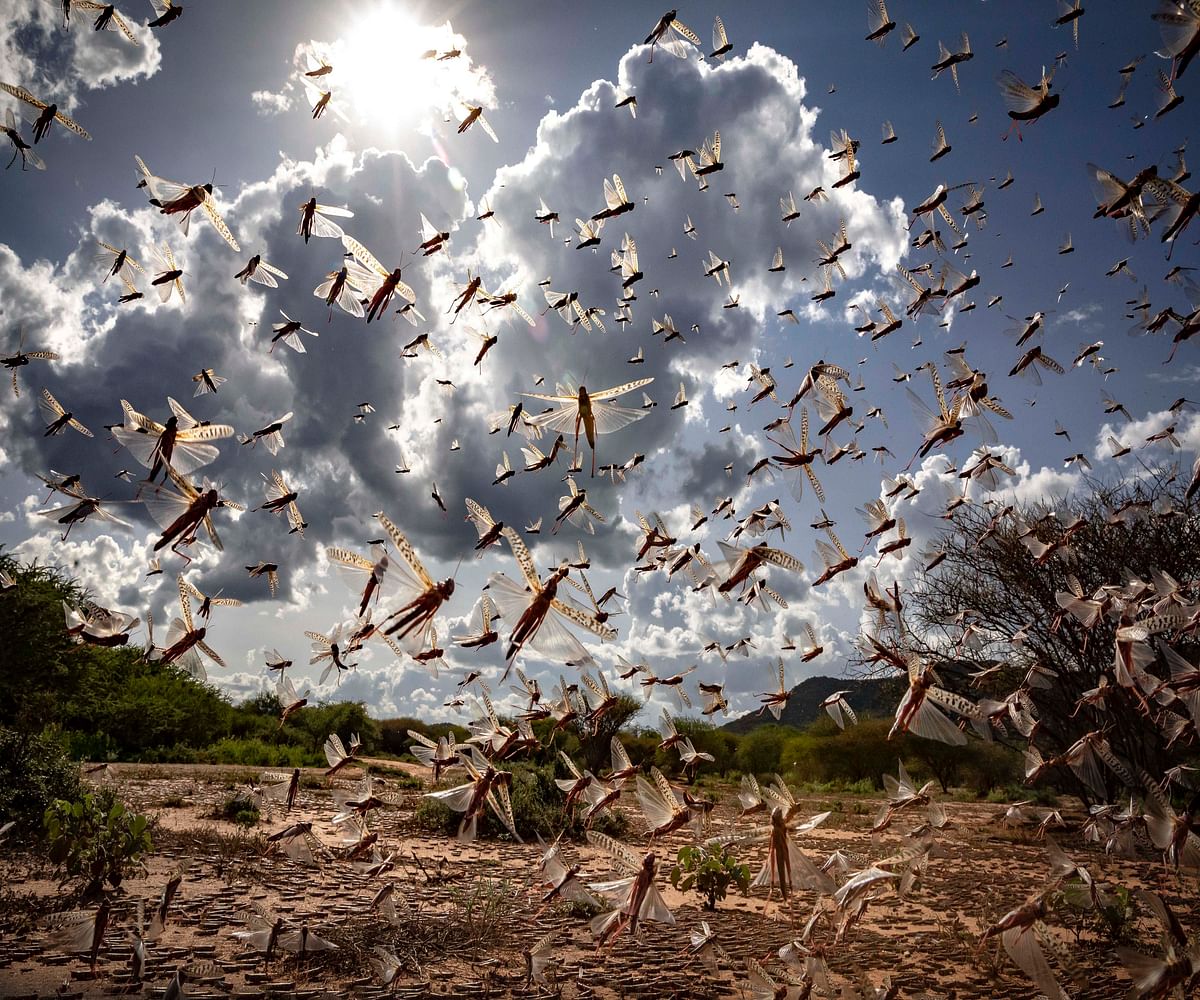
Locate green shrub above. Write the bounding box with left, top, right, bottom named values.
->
left=733, top=725, right=795, bottom=777
left=438, top=877, right=524, bottom=957
left=62, top=730, right=118, bottom=763
left=370, top=766, right=422, bottom=790
left=377, top=717, right=470, bottom=760
left=620, top=732, right=661, bottom=769
left=659, top=717, right=737, bottom=777
left=785, top=719, right=895, bottom=788
left=669, top=843, right=751, bottom=910
left=414, top=761, right=626, bottom=841
left=208, top=792, right=260, bottom=827
left=44, top=790, right=153, bottom=895
left=986, top=784, right=1057, bottom=806
left=135, top=744, right=203, bottom=764
left=0, top=726, right=82, bottom=836
left=960, top=742, right=1021, bottom=796
left=794, top=777, right=877, bottom=795
left=202, top=737, right=322, bottom=768
left=413, top=795, right=456, bottom=835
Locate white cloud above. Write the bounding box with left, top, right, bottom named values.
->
left=1095, top=409, right=1200, bottom=466
left=12, top=530, right=147, bottom=607
left=0, top=3, right=161, bottom=110
left=251, top=89, right=291, bottom=116
left=1055, top=303, right=1101, bottom=326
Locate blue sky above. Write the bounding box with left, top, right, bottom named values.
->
left=1, top=1, right=1197, bottom=724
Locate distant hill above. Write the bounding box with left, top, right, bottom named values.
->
left=721, top=674, right=906, bottom=734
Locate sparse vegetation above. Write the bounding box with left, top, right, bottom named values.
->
left=985, top=784, right=1057, bottom=806
left=0, top=555, right=379, bottom=769
left=1090, top=884, right=1138, bottom=944
left=447, top=878, right=516, bottom=959
left=0, top=555, right=1032, bottom=800
left=157, top=822, right=267, bottom=884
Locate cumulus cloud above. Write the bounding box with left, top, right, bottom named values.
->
left=1, top=2, right=161, bottom=110
left=1055, top=303, right=1102, bottom=326
left=13, top=529, right=150, bottom=607
left=1094, top=409, right=1200, bottom=469
left=0, top=37, right=918, bottom=720
left=1, top=133, right=481, bottom=615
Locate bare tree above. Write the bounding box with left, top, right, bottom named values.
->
left=855, top=470, right=1200, bottom=810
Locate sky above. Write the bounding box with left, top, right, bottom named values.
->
left=1, top=0, right=1198, bottom=727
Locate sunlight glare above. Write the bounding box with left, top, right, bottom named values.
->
left=333, top=7, right=487, bottom=132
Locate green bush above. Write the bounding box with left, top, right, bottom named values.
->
left=795, top=777, right=877, bottom=795
left=377, top=717, right=470, bottom=760
left=660, top=717, right=737, bottom=777
left=44, top=790, right=153, bottom=895
left=0, top=726, right=82, bottom=836
left=414, top=761, right=627, bottom=841
left=669, top=843, right=751, bottom=910
left=620, top=732, right=661, bottom=769
left=986, top=783, right=1057, bottom=806
left=960, top=741, right=1021, bottom=796
left=202, top=737, right=322, bottom=768
left=413, top=795, right=455, bottom=835
left=62, top=729, right=119, bottom=763
left=1091, top=884, right=1137, bottom=943
left=575, top=695, right=644, bottom=772
left=733, top=725, right=796, bottom=777
left=373, top=767, right=422, bottom=790
left=208, top=792, right=260, bottom=827
left=134, top=744, right=203, bottom=764
left=785, top=719, right=895, bottom=787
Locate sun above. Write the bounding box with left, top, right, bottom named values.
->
left=330, top=7, right=489, bottom=133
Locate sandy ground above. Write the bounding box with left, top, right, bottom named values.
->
left=0, top=762, right=1196, bottom=999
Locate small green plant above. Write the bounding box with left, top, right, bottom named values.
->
left=1050, top=882, right=1137, bottom=944
left=1092, top=884, right=1137, bottom=942
left=207, top=792, right=260, bottom=827
left=669, top=843, right=750, bottom=910
left=44, top=790, right=153, bottom=895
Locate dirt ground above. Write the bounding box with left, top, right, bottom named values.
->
left=0, top=762, right=1196, bottom=999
